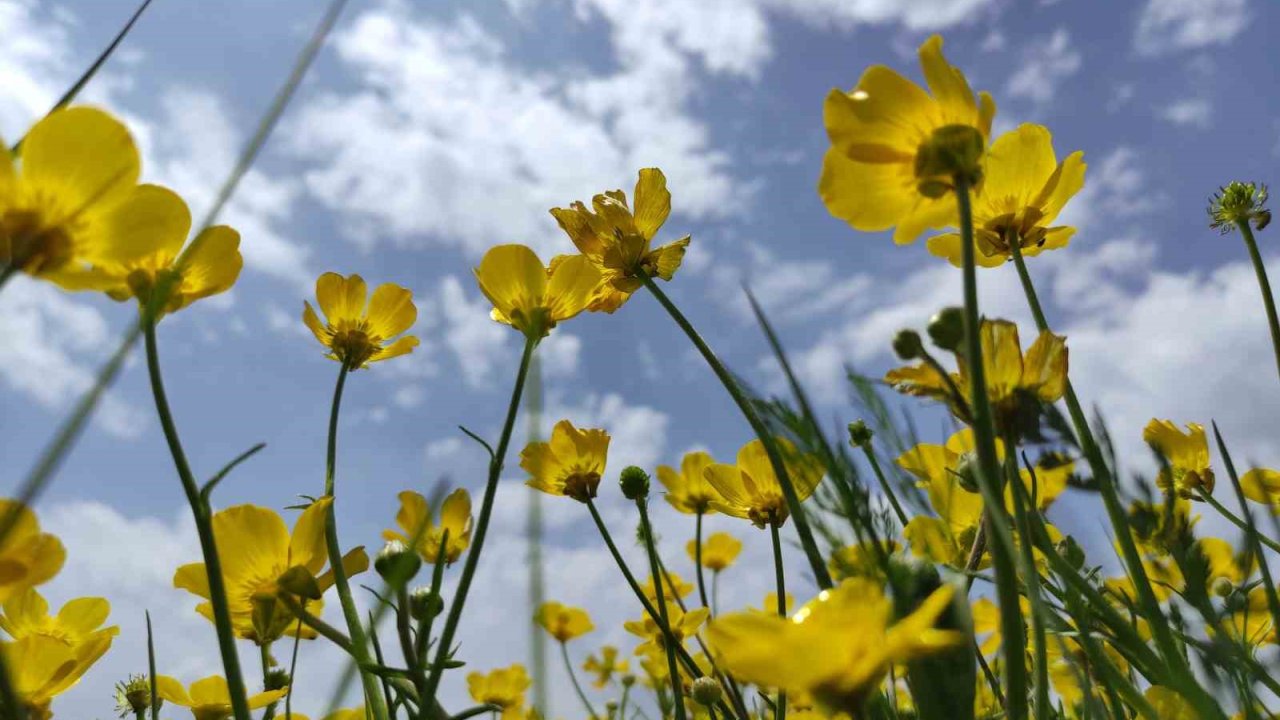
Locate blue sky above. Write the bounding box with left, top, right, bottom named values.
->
left=2, top=0, right=1279, bottom=715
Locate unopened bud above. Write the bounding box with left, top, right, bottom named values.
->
left=620, top=466, right=651, bottom=500
left=892, top=329, right=925, bottom=361
left=690, top=677, right=723, bottom=707
left=375, top=540, right=422, bottom=584
left=1211, top=577, right=1234, bottom=598
left=927, top=307, right=965, bottom=352
left=952, top=452, right=982, bottom=494
left=847, top=420, right=874, bottom=449
left=264, top=667, right=291, bottom=692
left=409, top=586, right=444, bottom=621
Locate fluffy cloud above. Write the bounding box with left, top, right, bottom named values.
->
left=707, top=241, right=873, bottom=324
left=1134, top=0, right=1249, bottom=56
left=1004, top=29, right=1082, bottom=107
left=1160, top=97, right=1213, bottom=128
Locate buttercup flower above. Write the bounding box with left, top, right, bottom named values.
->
left=624, top=601, right=708, bottom=655
left=0, top=107, right=144, bottom=289
left=828, top=540, right=898, bottom=581
left=704, top=438, right=824, bottom=528
left=535, top=601, right=593, bottom=642
left=5, top=632, right=115, bottom=720
left=521, top=419, right=610, bottom=503
left=583, top=645, right=629, bottom=688
left=688, top=531, right=742, bottom=572
left=819, top=35, right=996, bottom=245
left=550, top=168, right=691, bottom=312
left=707, top=579, right=963, bottom=713
left=1143, top=419, right=1215, bottom=499
left=0, top=499, right=65, bottom=602
left=172, top=499, right=369, bottom=645
left=1242, top=467, right=1280, bottom=511
left=926, top=124, right=1086, bottom=267
left=657, top=450, right=721, bottom=514
left=467, top=664, right=531, bottom=720
left=155, top=675, right=286, bottom=720
left=0, top=588, right=117, bottom=648
left=302, top=272, right=419, bottom=368
left=474, top=244, right=601, bottom=339
left=383, top=489, right=473, bottom=565
left=642, top=572, right=694, bottom=603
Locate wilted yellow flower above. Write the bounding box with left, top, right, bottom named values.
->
left=0, top=107, right=145, bottom=289
left=383, top=489, right=473, bottom=565
left=156, top=675, right=286, bottom=720
left=1242, top=467, right=1280, bottom=512
left=583, top=645, right=629, bottom=688
left=0, top=588, right=117, bottom=649
left=521, top=419, right=610, bottom=503
left=302, top=272, right=419, bottom=368
left=550, top=167, right=691, bottom=312
left=1143, top=419, right=1215, bottom=499
left=707, top=579, right=962, bottom=713
left=657, top=450, right=721, bottom=514
left=172, top=499, right=369, bottom=645
left=688, top=532, right=742, bottom=572
left=94, top=184, right=242, bottom=315
left=642, top=572, right=694, bottom=604
left=624, top=601, right=709, bottom=655
left=704, top=438, right=824, bottom=528
left=0, top=500, right=65, bottom=602
left=828, top=540, right=897, bottom=581
left=819, top=35, right=996, bottom=245
left=5, top=632, right=114, bottom=719
left=927, top=124, right=1085, bottom=268
left=535, top=601, right=593, bottom=642
left=474, top=244, right=601, bottom=339
left=467, top=664, right=531, bottom=720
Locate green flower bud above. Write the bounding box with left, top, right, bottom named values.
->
left=264, top=667, right=291, bottom=692
left=927, top=306, right=966, bottom=352
left=915, top=124, right=985, bottom=193
left=690, top=677, right=723, bottom=707
left=952, top=452, right=982, bottom=494
left=375, top=540, right=422, bottom=584
left=892, top=329, right=925, bottom=361
left=409, top=586, right=444, bottom=621
left=620, top=466, right=651, bottom=500
left=847, top=420, right=874, bottom=448
left=1211, top=577, right=1234, bottom=598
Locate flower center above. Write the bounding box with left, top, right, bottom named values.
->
left=1, top=208, right=75, bottom=274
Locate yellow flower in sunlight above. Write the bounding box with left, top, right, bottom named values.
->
left=819, top=35, right=996, bottom=245
left=93, top=184, right=242, bottom=314
left=467, top=664, right=531, bottom=720
left=1143, top=687, right=1198, bottom=720
left=4, top=632, right=114, bottom=720
left=657, top=450, right=722, bottom=514
left=1104, top=549, right=1185, bottom=604
left=688, top=532, right=742, bottom=572
left=638, top=645, right=669, bottom=688
left=535, top=601, right=594, bottom=642
left=583, top=645, right=629, bottom=688
left=172, top=499, right=369, bottom=645
left=1127, top=496, right=1197, bottom=556
left=474, top=244, right=601, bottom=339
left=1220, top=584, right=1277, bottom=647
left=1242, top=467, right=1280, bottom=512
left=520, top=419, right=610, bottom=503
left=643, top=572, right=694, bottom=604
left=828, top=540, right=897, bottom=581
left=0, top=107, right=143, bottom=289
left=550, top=167, right=691, bottom=313
left=1143, top=419, right=1215, bottom=499
left=704, top=438, right=824, bottom=528
left=156, top=675, right=286, bottom=720
left=926, top=124, right=1086, bottom=268
left=302, top=272, right=419, bottom=368
left=624, top=601, right=709, bottom=655
left=707, top=579, right=963, bottom=713
left=0, top=500, right=65, bottom=602
left=0, top=588, right=118, bottom=649
left=383, top=489, right=473, bottom=565
left=1199, top=536, right=1254, bottom=587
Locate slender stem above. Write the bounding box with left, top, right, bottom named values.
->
left=423, top=337, right=538, bottom=702
left=637, top=498, right=687, bottom=720
left=638, top=271, right=832, bottom=589
left=962, top=518, right=988, bottom=592
left=619, top=683, right=631, bottom=720
left=1004, top=442, right=1049, bottom=720
left=284, top=618, right=303, bottom=720
left=1200, top=490, right=1280, bottom=554
left=769, top=522, right=787, bottom=720
left=417, top=537, right=450, bottom=670
left=694, top=512, right=711, bottom=612
left=366, top=615, right=397, bottom=720
left=147, top=611, right=159, bottom=720
left=261, top=644, right=278, bottom=720
left=1239, top=222, right=1280, bottom=384
left=143, top=319, right=252, bottom=720
left=398, top=585, right=429, bottom=704
left=859, top=445, right=909, bottom=527
left=712, top=572, right=720, bottom=617
left=278, top=594, right=355, bottom=655
left=321, top=362, right=389, bottom=720
left=561, top=642, right=600, bottom=719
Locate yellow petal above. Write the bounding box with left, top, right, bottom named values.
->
left=895, top=443, right=951, bottom=485
left=632, top=168, right=670, bottom=241
left=21, top=106, right=140, bottom=213
left=1022, top=226, right=1074, bottom=258
left=94, top=184, right=191, bottom=266
left=545, top=254, right=601, bottom=323
left=982, top=125, right=1058, bottom=211
left=55, top=597, right=110, bottom=635
left=1022, top=331, right=1068, bottom=402
left=302, top=301, right=329, bottom=346
left=550, top=205, right=605, bottom=259
left=155, top=675, right=192, bottom=707
left=977, top=320, right=1023, bottom=402
left=825, top=72, right=931, bottom=160
left=706, top=611, right=833, bottom=693
left=210, top=505, right=290, bottom=586
left=1241, top=468, right=1280, bottom=507
left=173, top=562, right=211, bottom=599
left=648, top=236, right=690, bottom=281
left=178, top=226, right=242, bottom=305
left=189, top=675, right=232, bottom=706
left=371, top=335, right=419, bottom=363
left=904, top=517, right=958, bottom=565
left=365, top=283, right=417, bottom=340
left=818, top=147, right=916, bottom=233
left=925, top=232, right=1006, bottom=268
left=475, top=244, right=548, bottom=323
left=917, top=35, right=978, bottom=125
left=316, top=273, right=367, bottom=325
left=440, top=489, right=472, bottom=537
left=892, top=196, right=957, bottom=246
left=290, top=497, right=334, bottom=573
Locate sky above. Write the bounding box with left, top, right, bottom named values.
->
left=2, top=0, right=1279, bottom=716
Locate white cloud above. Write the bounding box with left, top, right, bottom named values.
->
left=1159, top=97, right=1213, bottom=128
left=1005, top=29, right=1082, bottom=107
left=539, top=332, right=582, bottom=379
left=1134, top=0, right=1249, bottom=56
left=436, top=275, right=513, bottom=388
left=707, top=241, right=873, bottom=324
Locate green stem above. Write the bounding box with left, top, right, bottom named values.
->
left=422, top=337, right=538, bottom=702
left=284, top=618, right=303, bottom=720
left=143, top=319, right=251, bottom=720
left=638, top=271, right=832, bottom=590
left=1200, top=490, right=1280, bottom=554
left=769, top=522, right=787, bottom=720
left=261, top=644, right=278, bottom=720
left=712, top=572, right=720, bottom=617
left=398, top=585, right=429, bottom=703
left=637, top=498, right=687, bottom=720
left=955, top=177, right=1028, bottom=720
left=322, top=362, right=388, bottom=720
left=561, top=642, right=599, bottom=719
left=278, top=594, right=354, bottom=655
left=694, top=512, right=711, bottom=612
left=1239, top=222, right=1280, bottom=385
left=859, top=445, right=909, bottom=527
left=619, top=682, right=631, bottom=720
left=1004, top=445, right=1049, bottom=720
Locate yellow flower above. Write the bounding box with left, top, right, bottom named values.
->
left=819, top=35, right=996, bottom=245
left=474, top=244, right=601, bottom=339
left=550, top=167, right=691, bottom=313
left=521, top=419, right=610, bottom=503
left=657, top=450, right=721, bottom=514
left=156, top=675, right=287, bottom=720
left=637, top=644, right=670, bottom=688
left=1143, top=687, right=1198, bottom=720
left=0, top=107, right=145, bottom=289
left=302, top=272, right=419, bottom=368
left=583, top=645, right=629, bottom=688
left=0, top=500, right=65, bottom=602
left=688, top=532, right=742, bottom=572
left=1143, top=419, right=1215, bottom=499
left=0, top=588, right=117, bottom=649
left=94, top=184, right=242, bottom=314
left=172, top=499, right=369, bottom=645
left=624, top=601, right=708, bottom=655
left=4, top=632, right=114, bottom=720
left=467, top=664, right=531, bottom=720
left=534, top=601, right=593, bottom=642
left=707, top=579, right=963, bottom=713
left=643, top=572, right=694, bottom=604
left=1198, top=536, right=1254, bottom=587
left=1220, top=584, right=1277, bottom=647
left=383, top=489, right=473, bottom=565
left=321, top=709, right=366, bottom=720
left=926, top=124, right=1086, bottom=268
left=704, top=438, right=824, bottom=528
left=828, top=540, right=897, bottom=581
left=1242, top=467, right=1280, bottom=512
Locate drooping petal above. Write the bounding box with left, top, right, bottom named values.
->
left=173, top=562, right=211, bottom=599
left=155, top=675, right=193, bottom=707
left=632, top=168, right=671, bottom=241
left=302, top=302, right=330, bottom=345
left=1022, top=330, right=1068, bottom=402
left=371, top=335, right=419, bottom=363
left=177, top=226, right=243, bottom=306
left=55, top=597, right=110, bottom=635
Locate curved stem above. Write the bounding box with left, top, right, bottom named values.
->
left=694, top=512, right=711, bottom=612
left=638, top=271, right=831, bottom=590
left=143, top=319, right=251, bottom=720
left=637, top=498, right=686, bottom=720
left=1200, top=491, right=1280, bottom=554
left=859, top=445, right=909, bottom=527
left=1239, top=222, right=1280, bottom=385
left=422, top=337, right=538, bottom=702
left=561, top=642, right=599, bottom=719
left=278, top=595, right=354, bottom=655
left=769, top=522, right=787, bottom=720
